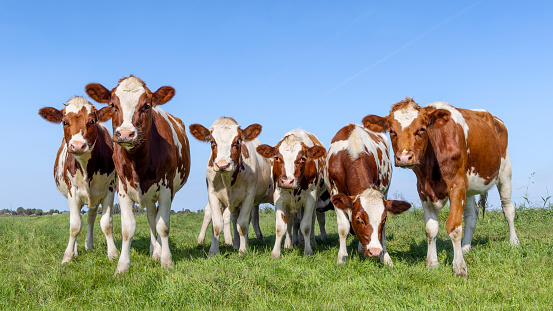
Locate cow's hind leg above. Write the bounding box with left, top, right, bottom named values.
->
left=85, top=205, right=98, bottom=251
left=197, top=204, right=211, bottom=244
left=100, top=192, right=118, bottom=260
left=497, top=154, right=519, bottom=246
left=462, top=196, right=478, bottom=253
left=145, top=201, right=161, bottom=260
left=422, top=200, right=440, bottom=268
left=156, top=188, right=173, bottom=268
left=251, top=204, right=264, bottom=242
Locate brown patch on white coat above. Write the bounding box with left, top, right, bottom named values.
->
left=38, top=96, right=118, bottom=265
left=362, top=97, right=519, bottom=276
left=256, top=129, right=326, bottom=258
left=189, top=117, right=273, bottom=255
left=85, top=76, right=191, bottom=275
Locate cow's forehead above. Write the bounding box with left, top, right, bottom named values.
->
left=115, top=77, right=146, bottom=105
left=278, top=138, right=302, bottom=158
left=65, top=97, right=92, bottom=115
left=211, top=124, right=240, bottom=144
left=392, top=106, right=421, bottom=130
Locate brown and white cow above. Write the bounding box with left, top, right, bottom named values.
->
left=189, top=118, right=272, bottom=255
left=86, top=76, right=190, bottom=274
left=325, top=123, right=411, bottom=265
left=256, top=129, right=326, bottom=257
left=39, top=97, right=118, bottom=264
left=363, top=98, right=519, bottom=276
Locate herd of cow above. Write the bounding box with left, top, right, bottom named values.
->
left=39, top=75, right=519, bottom=277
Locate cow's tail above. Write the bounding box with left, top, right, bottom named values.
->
left=478, top=192, right=488, bottom=219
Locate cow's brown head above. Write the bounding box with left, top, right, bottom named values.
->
left=362, top=97, right=451, bottom=168
left=189, top=118, right=262, bottom=173
left=331, top=189, right=411, bottom=257
left=85, top=76, right=175, bottom=151
left=257, top=134, right=325, bottom=190
left=39, top=96, right=112, bottom=157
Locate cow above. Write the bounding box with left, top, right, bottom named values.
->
left=325, top=123, right=411, bottom=265
left=256, top=129, right=326, bottom=258
left=363, top=97, right=519, bottom=276
left=85, top=76, right=190, bottom=274
left=189, top=117, right=272, bottom=255
left=38, top=96, right=118, bottom=264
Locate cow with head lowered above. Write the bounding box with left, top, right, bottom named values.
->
left=256, top=129, right=326, bottom=258
left=39, top=96, right=118, bottom=264
left=363, top=98, right=519, bottom=276
left=86, top=76, right=190, bottom=275
left=325, top=123, right=411, bottom=265
left=189, top=117, right=272, bottom=255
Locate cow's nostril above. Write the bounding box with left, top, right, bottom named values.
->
left=116, top=131, right=121, bottom=138
left=129, top=131, right=135, bottom=138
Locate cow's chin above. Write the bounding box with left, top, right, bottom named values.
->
left=395, top=161, right=420, bottom=168
left=115, top=140, right=139, bottom=151
left=277, top=185, right=298, bottom=191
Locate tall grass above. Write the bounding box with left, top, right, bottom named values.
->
left=1, top=206, right=552, bottom=310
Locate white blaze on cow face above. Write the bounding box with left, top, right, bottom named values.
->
left=357, top=188, right=386, bottom=252
left=114, top=77, right=146, bottom=138
left=64, top=97, right=94, bottom=156
left=210, top=118, right=241, bottom=172
left=277, top=136, right=304, bottom=188
left=393, top=106, right=419, bottom=130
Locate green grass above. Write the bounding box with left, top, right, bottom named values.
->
left=1, top=207, right=552, bottom=310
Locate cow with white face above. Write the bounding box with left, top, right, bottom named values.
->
left=190, top=118, right=272, bottom=255
left=325, top=123, right=411, bottom=265
left=86, top=76, right=190, bottom=274
left=256, top=129, right=326, bottom=258
left=39, top=96, right=118, bottom=264
left=363, top=97, right=519, bottom=276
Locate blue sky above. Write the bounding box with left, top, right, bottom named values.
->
left=1, top=1, right=551, bottom=212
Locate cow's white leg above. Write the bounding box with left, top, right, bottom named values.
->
left=208, top=194, right=224, bottom=256
left=156, top=188, right=173, bottom=268
left=251, top=204, right=264, bottom=242
left=231, top=209, right=240, bottom=249
left=85, top=205, right=98, bottom=251
left=450, top=225, right=466, bottom=276
left=316, top=209, right=327, bottom=241
left=497, top=154, right=519, bottom=246
left=292, top=209, right=301, bottom=246
left=462, top=196, right=478, bottom=253
left=300, top=195, right=316, bottom=256
left=283, top=210, right=293, bottom=249
left=145, top=201, right=161, bottom=260
left=423, top=200, right=439, bottom=268
left=100, top=192, right=118, bottom=260
left=197, top=203, right=211, bottom=244
left=271, top=199, right=287, bottom=258
left=223, top=207, right=233, bottom=245
left=115, top=191, right=136, bottom=275
left=336, top=208, right=350, bottom=264
left=236, top=193, right=255, bottom=253
left=62, top=196, right=82, bottom=264
left=380, top=224, right=393, bottom=267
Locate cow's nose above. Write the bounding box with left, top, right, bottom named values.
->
left=396, top=151, right=414, bottom=164
left=116, top=129, right=136, bottom=141
left=70, top=142, right=87, bottom=153
left=368, top=248, right=382, bottom=257
left=278, top=177, right=295, bottom=188
left=215, top=161, right=231, bottom=172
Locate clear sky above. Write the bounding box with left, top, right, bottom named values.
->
left=1, top=1, right=552, bottom=212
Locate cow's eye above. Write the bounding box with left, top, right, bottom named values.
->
left=416, top=128, right=426, bottom=137
left=144, top=103, right=151, bottom=110
left=89, top=119, right=95, bottom=125
left=62, top=121, right=68, bottom=126
left=274, top=157, right=280, bottom=162
left=389, top=131, right=397, bottom=138
left=233, top=141, right=240, bottom=147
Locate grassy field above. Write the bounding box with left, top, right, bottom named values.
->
left=1, top=206, right=552, bottom=310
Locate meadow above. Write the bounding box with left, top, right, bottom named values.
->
left=1, top=205, right=552, bottom=310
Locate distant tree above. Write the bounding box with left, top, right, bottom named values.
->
left=48, top=209, right=55, bottom=215
left=113, top=203, right=120, bottom=214
left=24, top=209, right=33, bottom=216
left=170, top=210, right=176, bottom=215
left=35, top=209, right=43, bottom=216
left=16, top=207, right=25, bottom=216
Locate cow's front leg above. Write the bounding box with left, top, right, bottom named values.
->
left=197, top=204, right=211, bottom=244
left=300, top=194, right=316, bottom=256
left=236, top=192, right=256, bottom=253
left=115, top=191, right=136, bottom=275
left=335, top=208, right=350, bottom=264
left=422, top=199, right=440, bottom=269
left=156, top=188, right=173, bottom=268
left=208, top=192, right=224, bottom=256
left=271, top=199, right=287, bottom=258
left=62, top=196, right=82, bottom=264
left=145, top=201, right=161, bottom=260
left=100, top=191, right=118, bottom=260
left=448, top=182, right=468, bottom=276
left=223, top=207, right=233, bottom=245
left=380, top=224, right=393, bottom=267
left=85, top=204, right=98, bottom=251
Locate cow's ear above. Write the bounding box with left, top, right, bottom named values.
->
left=307, top=145, right=326, bottom=159
left=331, top=193, right=353, bottom=210
left=385, top=200, right=411, bottom=215
left=189, top=124, right=211, bottom=142
left=96, top=106, right=113, bottom=123
left=153, top=86, right=175, bottom=105
left=85, top=83, right=111, bottom=104
left=256, top=144, right=276, bottom=158
left=241, top=124, right=262, bottom=141
left=39, top=107, right=63, bottom=123
left=362, top=115, right=389, bottom=133
left=426, top=108, right=450, bottom=128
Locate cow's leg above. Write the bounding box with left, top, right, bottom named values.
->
left=115, top=191, right=136, bottom=275
left=462, top=195, right=478, bottom=253
left=380, top=224, right=393, bottom=267
left=223, top=207, right=233, bottom=245
left=100, top=191, right=118, bottom=260
left=62, top=196, right=82, bottom=264
left=197, top=204, right=211, bottom=244
left=316, top=209, right=327, bottom=241
left=448, top=182, right=468, bottom=276
left=251, top=204, right=264, bottom=242
left=208, top=194, right=224, bottom=256
left=283, top=210, right=294, bottom=249
left=310, top=209, right=317, bottom=248
left=422, top=199, right=440, bottom=269
left=497, top=154, right=519, bottom=246
left=336, top=208, right=350, bottom=264
left=271, top=199, right=287, bottom=258
left=85, top=205, right=98, bottom=251
left=145, top=201, right=161, bottom=260
left=300, top=195, right=316, bottom=256
left=231, top=209, right=240, bottom=249
left=292, top=209, right=302, bottom=246
left=155, top=188, right=173, bottom=268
